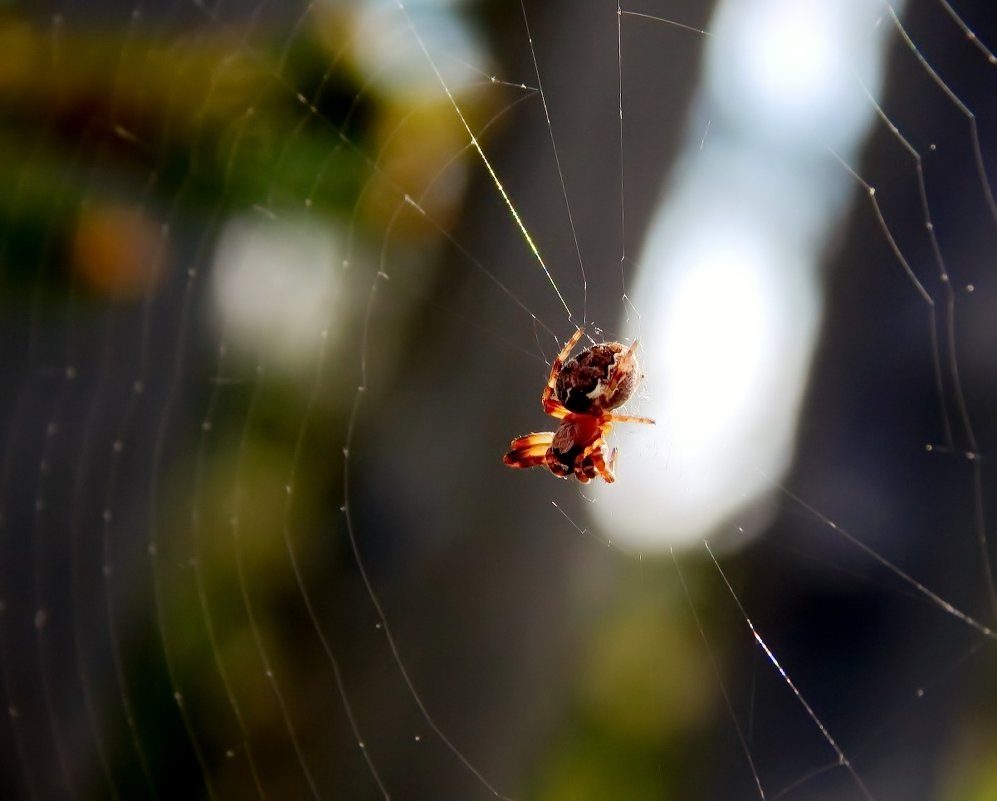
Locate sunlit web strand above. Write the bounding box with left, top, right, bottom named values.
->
left=616, top=3, right=627, bottom=287
left=183, top=0, right=553, bottom=340
left=197, top=74, right=332, bottom=800
left=341, top=83, right=556, bottom=339
left=851, top=69, right=955, bottom=447
left=228, top=358, right=322, bottom=801
left=340, top=278, right=517, bottom=800
left=332, top=136, right=534, bottom=794
left=618, top=8, right=713, bottom=38
left=616, top=6, right=710, bottom=301
left=705, top=542, right=877, bottom=801
left=396, top=0, right=575, bottom=323
left=332, top=86, right=535, bottom=793
left=828, top=126, right=997, bottom=621
left=884, top=2, right=997, bottom=224
left=140, top=35, right=312, bottom=786
left=146, top=266, right=218, bottom=800
left=768, top=763, right=847, bottom=801
left=97, top=282, right=163, bottom=801
left=93, top=24, right=212, bottom=773
left=193, top=26, right=401, bottom=786
left=825, top=145, right=932, bottom=304
left=671, top=548, right=767, bottom=801
left=934, top=0, right=997, bottom=66
left=767, top=480, right=996, bottom=641
left=136, top=28, right=285, bottom=794
left=31, top=122, right=97, bottom=801
left=280, top=332, right=392, bottom=800
left=190, top=346, right=269, bottom=801
left=69, top=21, right=267, bottom=800
left=67, top=181, right=169, bottom=801
left=53, top=6, right=171, bottom=798
left=397, top=195, right=563, bottom=341
left=212, top=12, right=569, bottom=784
left=362, top=94, right=564, bottom=362
left=68, top=315, right=119, bottom=800
left=519, top=0, right=589, bottom=324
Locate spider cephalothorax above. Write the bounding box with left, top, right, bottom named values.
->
left=503, top=328, right=654, bottom=483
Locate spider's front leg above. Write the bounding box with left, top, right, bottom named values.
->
left=541, top=327, right=585, bottom=417
left=606, top=413, right=656, bottom=426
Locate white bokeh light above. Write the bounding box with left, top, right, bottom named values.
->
left=210, top=215, right=343, bottom=371
left=590, top=158, right=820, bottom=547
left=338, top=0, right=485, bottom=100
left=709, top=0, right=885, bottom=144
left=590, top=0, right=899, bottom=550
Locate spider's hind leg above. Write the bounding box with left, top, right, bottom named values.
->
left=503, top=432, right=554, bottom=469
left=575, top=439, right=616, bottom=484
left=589, top=445, right=617, bottom=484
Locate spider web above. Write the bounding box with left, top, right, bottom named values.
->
left=0, top=1, right=995, bottom=800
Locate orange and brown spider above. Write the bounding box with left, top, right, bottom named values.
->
left=503, top=327, right=655, bottom=483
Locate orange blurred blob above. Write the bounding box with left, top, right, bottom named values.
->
left=71, top=205, right=166, bottom=300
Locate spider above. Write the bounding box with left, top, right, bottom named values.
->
left=503, top=327, right=655, bottom=483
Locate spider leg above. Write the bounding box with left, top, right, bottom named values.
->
left=604, top=413, right=655, bottom=426
left=618, top=338, right=640, bottom=373
left=541, top=327, right=585, bottom=417
left=580, top=439, right=616, bottom=484
left=503, top=432, right=554, bottom=469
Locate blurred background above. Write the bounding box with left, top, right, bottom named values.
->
left=0, top=0, right=996, bottom=799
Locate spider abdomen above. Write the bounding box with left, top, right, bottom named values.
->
left=555, top=342, right=641, bottom=414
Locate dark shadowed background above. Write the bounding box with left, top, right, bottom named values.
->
left=0, top=1, right=995, bottom=799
